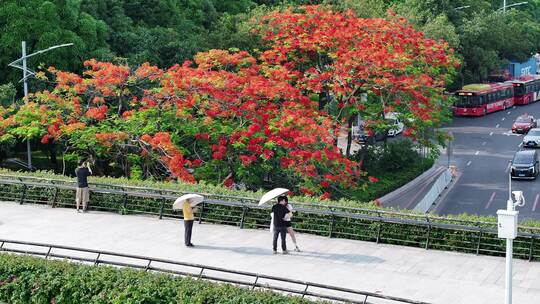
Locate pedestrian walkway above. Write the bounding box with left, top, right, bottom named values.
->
left=1, top=201, right=539, bottom=304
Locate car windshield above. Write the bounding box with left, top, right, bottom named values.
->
left=513, top=153, right=534, bottom=165
left=516, top=117, right=531, bottom=123
left=528, top=130, right=540, bottom=136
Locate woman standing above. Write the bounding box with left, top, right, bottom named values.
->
left=284, top=198, right=301, bottom=252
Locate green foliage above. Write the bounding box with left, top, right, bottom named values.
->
left=0, top=253, right=319, bottom=304
left=0, top=83, right=16, bottom=107
left=0, top=0, right=111, bottom=86
left=351, top=140, right=434, bottom=201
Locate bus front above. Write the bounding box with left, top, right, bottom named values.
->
left=454, top=91, right=482, bottom=116
left=513, top=81, right=529, bottom=105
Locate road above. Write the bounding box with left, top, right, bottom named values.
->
left=437, top=102, right=540, bottom=220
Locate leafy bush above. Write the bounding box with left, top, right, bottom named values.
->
left=0, top=253, right=320, bottom=304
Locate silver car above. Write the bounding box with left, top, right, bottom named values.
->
left=523, top=128, right=540, bottom=148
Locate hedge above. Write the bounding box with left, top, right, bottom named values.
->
left=0, top=253, right=321, bottom=304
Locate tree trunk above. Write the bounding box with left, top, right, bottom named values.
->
left=49, top=141, right=59, bottom=172
left=346, top=114, right=356, bottom=157
left=318, top=92, right=327, bottom=111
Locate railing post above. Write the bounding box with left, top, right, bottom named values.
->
left=198, top=202, right=205, bottom=224
left=94, top=252, right=101, bottom=266
left=328, top=207, right=335, bottom=238
left=240, top=201, right=247, bottom=229
left=476, top=225, right=483, bottom=255
left=45, top=246, right=52, bottom=259
left=198, top=267, right=205, bottom=279
left=122, top=188, right=128, bottom=211
left=376, top=211, right=382, bottom=244
left=425, top=216, right=431, bottom=250
left=251, top=275, right=259, bottom=290
left=363, top=295, right=369, bottom=304
left=145, top=260, right=152, bottom=271
left=51, top=187, right=59, bottom=208
left=301, top=284, right=310, bottom=299
left=529, top=235, right=535, bottom=262
left=159, top=197, right=165, bottom=220
left=19, top=184, right=27, bottom=205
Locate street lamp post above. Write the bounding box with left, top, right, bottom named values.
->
left=502, top=1, right=528, bottom=12
left=497, top=173, right=525, bottom=304
left=8, top=41, right=73, bottom=170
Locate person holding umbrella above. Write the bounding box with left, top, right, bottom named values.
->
left=173, top=194, right=203, bottom=247
left=272, top=195, right=290, bottom=254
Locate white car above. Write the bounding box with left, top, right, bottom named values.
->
left=385, top=112, right=404, bottom=137
left=523, top=128, right=540, bottom=148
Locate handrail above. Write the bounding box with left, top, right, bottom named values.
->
left=0, top=173, right=515, bottom=226
left=1, top=175, right=539, bottom=261
left=1, top=173, right=538, bottom=230
left=0, top=238, right=430, bottom=304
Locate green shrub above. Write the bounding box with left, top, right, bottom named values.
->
left=0, top=253, right=321, bottom=304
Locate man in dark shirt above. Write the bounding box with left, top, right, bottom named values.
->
left=271, top=195, right=290, bottom=254
left=75, top=160, right=92, bottom=212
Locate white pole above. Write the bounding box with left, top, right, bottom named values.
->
left=21, top=41, right=32, bottom=170
left=505, top=173, right=513, bottom=304
left=505, top=235, right=513, bottom=304
left=504, top=0, right=507, bottom=12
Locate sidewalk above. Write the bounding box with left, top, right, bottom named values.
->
left=1, top=201, right=539, bottom=304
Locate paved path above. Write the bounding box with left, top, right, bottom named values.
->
left=1, top=201, right=540, bottom=304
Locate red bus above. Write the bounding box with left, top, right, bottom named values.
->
left=509, top=75, right=540, bottom=105
left=453, top=83, right=514, bottom=116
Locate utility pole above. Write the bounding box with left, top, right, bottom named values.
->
left=8, top=41, right=73, bottom=170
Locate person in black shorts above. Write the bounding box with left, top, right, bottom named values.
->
left=283, top=199, right=301, bottom=252
left=271, top=195, right=290, bottom=254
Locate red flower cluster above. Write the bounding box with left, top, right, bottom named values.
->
left=85, top=105, right=108, bottom=121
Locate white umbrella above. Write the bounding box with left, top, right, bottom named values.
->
left=258, top=188, right=289, bottom=206
left=172, top=194, right=204, bottom=210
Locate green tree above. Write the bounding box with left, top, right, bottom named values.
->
left=0, top=0, right=111, bottom=86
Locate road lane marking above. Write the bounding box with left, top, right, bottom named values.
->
left=502, top=117, right=505, bottom=121
left=482, top=142, right=487, bottom=146
left=505, top=163, right=511, bottom=173
left=533, top=194, right=540, bottom=212
left=507, top=111, right=511, bottom=115
left=496, top=124, right=500, bottom=128
left=519, top=143, right=523, bottom=147
left=513, top=106, right=516, bottom=109
left=466, top=161, right=472, bottom=166
left=490, top=132, right=494, bottom=136
left=475, top=150, right=479, bottom=155
left=485, top=192, right=496, bottom=210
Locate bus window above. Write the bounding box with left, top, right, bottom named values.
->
left=506, top=89, right=512, bottom=98
left=455, top=95, right=477, bottom=107
left=479, top=94, right=485, bottom=105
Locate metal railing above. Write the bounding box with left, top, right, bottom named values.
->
left=0, top=239, right=430, bottom=304
left=1, top=174, right=540, bottom=261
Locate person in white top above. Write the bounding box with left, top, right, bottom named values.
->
left=284, top=199, right=300, bottom=252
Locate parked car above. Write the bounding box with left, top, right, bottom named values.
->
left=353, top=123, right=385, bottom=144
left=512, top=114, right=537, bottom=133
left=510, top=150, right=539, bottom=179
left=523, top=128, right=540, bottom=148
left=385, top=112, right=405, bottom=137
